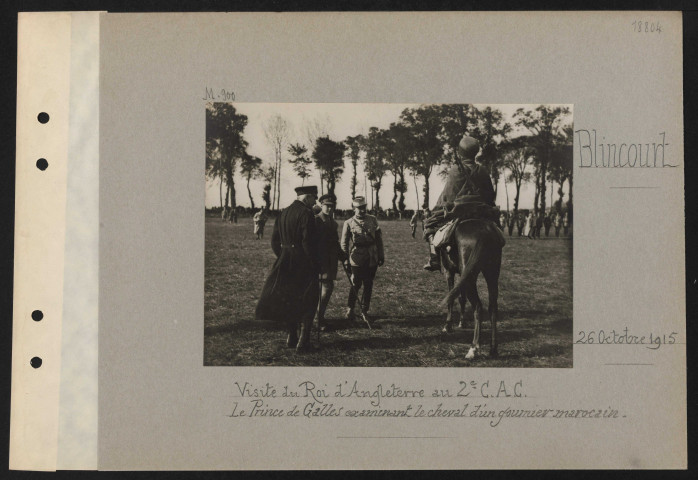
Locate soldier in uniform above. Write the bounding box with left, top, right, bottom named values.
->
left=253, top=207, right=269, bottom=240
left=517, top=212, right=525, bottom=236
left=314, top=194, right=347, bottom=331
left=543, top=211, right=552, bottom=237
left=255, top=185, right=320, bottom=352
left=409, top=209, right=423, bottom=238
left=341, top=196, right=385, bottom=321
left=422, top=135, right=497, bottom=271
left=526, top=211, right=535, bottom=239
left=554, top=211, right=563, bottom=237
left=535, top=211, right=544, bottom=238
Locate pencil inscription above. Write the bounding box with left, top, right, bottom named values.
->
left=203, top=87, right=236, bottom=101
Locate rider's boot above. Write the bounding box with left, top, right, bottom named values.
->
left=423, top=236, right=441, bottom=271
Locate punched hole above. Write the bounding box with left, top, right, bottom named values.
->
left=36, top=158, right=48, bottom=171
left=30, top=357, right=42, bottom=369
left=31, top=310, right=43, bottom=321
left=37, top=112, right=50, bottom=124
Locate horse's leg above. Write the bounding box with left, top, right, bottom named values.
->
left=457, top=283, right=467, bottom=329
left=286, top=321, right=299, bottom=348
left=442, top=272, right=455, bottom=333
left=484, top=252, right=502, bottom=358
left=464, top=278, right=483, bottom=359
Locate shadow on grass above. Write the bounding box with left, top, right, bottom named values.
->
left=204, top=320, right=280, bottom=336
left=373, top=314, right=448, bottom=328
left=477, top=338, right=572, bottom=363
left=314, top=329, right=471, bottom=351
left=205, top=315, right=572, bottom=365
left=205, top=314, right=454, bottom=335
left=205, top=318, right=382, bottom=336
left=546, top=316, right=573, bottom=332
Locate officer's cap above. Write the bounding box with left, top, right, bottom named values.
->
left=295, top=185, right=318, bottom=196
left=319, top=194, right=336, bottom=205
left=458, top=135, right=480, bottom=158
left=352, top=196, right=367, bottom=208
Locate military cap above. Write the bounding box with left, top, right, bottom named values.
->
left=352, top=196, right=367, bottom=208
left=458, top=135, right=480, bottom=158
left=319, top=193, right=336, bottom=205
left=295, top=185, right=318, bottom=196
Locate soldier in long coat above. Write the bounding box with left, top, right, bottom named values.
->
left=255, top=185, right=320, bottom=351
left=341, top=196, right=385, bottom=321
left=314, top=194, right=347, bottom=331
left=422, top=135, right=497, bottom=271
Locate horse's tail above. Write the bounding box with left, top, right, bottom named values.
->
left=439, top=235, right=485, bottom=309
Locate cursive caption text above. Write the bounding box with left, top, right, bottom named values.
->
left=226, top=379, right=625, bottom=428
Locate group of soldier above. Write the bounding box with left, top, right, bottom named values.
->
left=502, top=210, right=571, bottom=238
left=254, top=185, right=385, bottom=352
left=252, top=134, right=505, bottom=351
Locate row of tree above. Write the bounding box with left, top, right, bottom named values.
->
left=205, top=103, right=573, bottom=219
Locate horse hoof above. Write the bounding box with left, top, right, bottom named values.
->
left=465, top=347, right=477, bottom=359
left=442, top=324, right=453, bottom=334
left=458, top=321, right=465, bottom=329
left=489, top=349, right=499, bottom=358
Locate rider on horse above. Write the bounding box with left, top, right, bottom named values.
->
left=423, top=135, right=499, bottom=271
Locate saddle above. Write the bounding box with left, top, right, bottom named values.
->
left=432, top=203, right=502, bottom=249
left=432, top=220, right=459, bottom=248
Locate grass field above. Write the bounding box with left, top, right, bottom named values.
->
left=204, top=216, right=573, bottom=367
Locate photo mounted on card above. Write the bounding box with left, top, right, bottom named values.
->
left=204, top=102, right=573, bottom=367
left=11, top=11, right=685, bottom=470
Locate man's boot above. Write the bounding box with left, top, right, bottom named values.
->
left=316, top=281, right=333, bottom=331
left=296, top=318, right=313, bottom=352
left=423, top=236, right=441, bottom=271
left=361, top=278, right=374, bottom=319
left=346, top=279, right=359, bottom=323
left=345, top=306, right=356, bottom=323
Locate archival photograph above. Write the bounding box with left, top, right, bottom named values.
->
left=204, top=103, right=573, bottom=367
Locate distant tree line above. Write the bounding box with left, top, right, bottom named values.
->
left=205, top=103, right=573, bottom=224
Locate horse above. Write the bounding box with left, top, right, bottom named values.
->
left=439, top=219, right=504, bottom=359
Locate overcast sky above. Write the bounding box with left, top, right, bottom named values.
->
left=205, top=103, right=571, bottom=211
